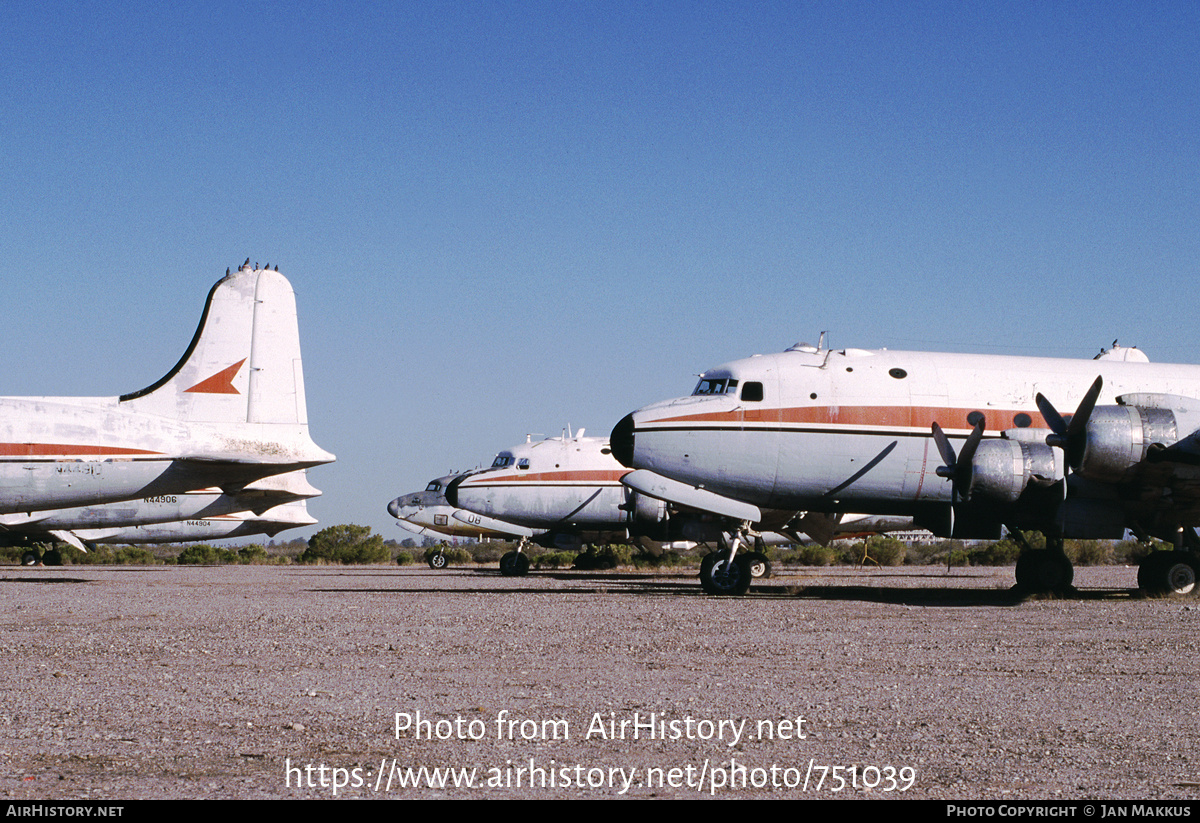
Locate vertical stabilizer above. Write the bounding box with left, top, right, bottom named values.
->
left=120, top=268, right=307, bottom=426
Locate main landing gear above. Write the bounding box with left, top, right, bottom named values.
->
left=499, top=537, right=531, bottom=577
left=427, top=549, right=448, bottom=570
left=1137, top=528, right=1200, bottom=597
left=698, top=525, right=765, bottom=596
left=19, top=546, right=62, bottom=567
left=1010, top=530, right=1074, bottom=595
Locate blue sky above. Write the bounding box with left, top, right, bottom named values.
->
left=3, top=2, right=1198, bottom=541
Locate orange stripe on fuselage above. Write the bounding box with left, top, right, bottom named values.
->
left=649, top=405, right=1045, bottom=432
left=0, top=443, right=165, bottom=457
left=461, top=470, right=629, bottom=485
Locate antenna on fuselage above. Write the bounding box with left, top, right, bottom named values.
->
left=818, top=331, right=827, bottom=350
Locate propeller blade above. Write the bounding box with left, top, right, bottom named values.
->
left=1039, top=375, right=1103, bottom=470
left=957, top=421, right=985, bottom=468
left=931, top=423, right=957, bottom=471
left=1067, top=375, right=1103, bottom=438
left=1036, top=392, right=1068, bottom=437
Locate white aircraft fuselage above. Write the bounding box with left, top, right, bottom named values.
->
left=0, top=267, right=334, bottom=517
left=75, top=500, right=318, bottom=544
left=388, top=475, right=538, bottom=540
left=444, top=433, right=651, bottom=544
left=612, top=343, right=1200, bottom=540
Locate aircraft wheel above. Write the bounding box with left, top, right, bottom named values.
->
left=699, top=553, right=753, bottom=596
left=499, top=551, right=530, bottom=577
left=20, top=550, right=41, bottom=566
left=427, top=552, right=448, bottom=570
left=698, top=552, right=720, bottom=593
left=42, top=549, right=63, bottom=567
left=744, top=551, right=772, bottom=579
left=1139, top=552, right=1198, bottom=596
left=1014, top=551, right=1073, bottom=593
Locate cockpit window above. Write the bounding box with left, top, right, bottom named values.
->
left=491, top=455, right=515, bottom=468
left=692, top=378, right=739, bottom=396
left=517, top=458, right=530, bottom=470
left=425, top=482, right=441, bottom=492
left=741, top=382, right=764, bottom=402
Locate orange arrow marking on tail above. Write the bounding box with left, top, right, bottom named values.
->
left=185, top=359, right=246, bottom=394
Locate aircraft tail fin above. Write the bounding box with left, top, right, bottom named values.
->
left=120, top=267, right=311, bottom=427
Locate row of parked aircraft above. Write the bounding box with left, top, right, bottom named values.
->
left=4, top=265, right=334, bottom=564
left=393, top=337, right=1200, bottom=598
left=388, top=425, right=915, bottom=591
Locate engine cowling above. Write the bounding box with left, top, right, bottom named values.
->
left=965, top=439, right=1059, bottom=504
left=1074, top=405, right=1177, bottom=481
left=624, top=490, right=668, bottom=527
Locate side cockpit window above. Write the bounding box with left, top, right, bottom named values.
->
left=741, top=381, right=764, bottom=402
left=692, top=377, right=740, bottom=396
left=426, top=482, right=441, bottom=492
left=517, top=458, right=530, bottom=470
left=491, top=455, right=515, bottom=468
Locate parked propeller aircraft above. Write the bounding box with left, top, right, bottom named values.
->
left=437, top=427, right=913, bottom=581
left=5, top=470, right=320, bottom=563
left=611, top=340, right=1200, bottom=596
left=44, top=500, right=318, bottom=561
left=388, top=474, right=541, bottom=567
left=0, top=265, right=335, bottom=524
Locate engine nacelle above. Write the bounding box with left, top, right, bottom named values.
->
left=966, top=439, right=1059, bottom=504
left=625, top=491, right=668, bottom=526
left=1075, top=405, right=1177, bottom=481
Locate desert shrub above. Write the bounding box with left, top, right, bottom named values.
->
left=793, top=544, right=837, bottom=566
left=968, top=539, right=1022, bottom=566
left=865, top=536, right=906, bottom=566
left=177, top=544, right=238, bottom=565
left=468, top=541, right=515, bottom=563
left=533, top=551, right=576, bottom=569
left=238, top=544, right=269, bottom=563
left=1065, top=539, right=1111, bottom=566
left=632, top=551, right=689, bottom=569
left=300, top=524, right=389, bottom=564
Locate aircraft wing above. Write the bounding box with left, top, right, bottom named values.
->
left=451, top=510, right=535, bottom=538
left=620, top=469, right=762, bottom=522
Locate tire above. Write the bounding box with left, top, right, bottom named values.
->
left=42, top=549, right=63, bottom=567
left=1139, top=551, right=1198, bottom=596
left=427, top=552, right=448, bottom=570
left=1014, top=551, right=1073, bottom=593
left=744, top=551, right=772, bottom=579
left=499, top=551, right=530, bottom=577
left=699, top=553, right=753, bottom=596
left=21, top=550, right=40, bottom=566
left=698, top=552, right=720, bottom=594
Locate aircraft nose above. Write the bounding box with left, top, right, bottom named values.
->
left=387, top=498, right=403, bottom=518
left=444, top=475, right=466, bottom=507
left=610, top=413, right=636, bottom=468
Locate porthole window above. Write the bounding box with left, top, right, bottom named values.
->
left=966, top=411, right=985, bottom=427
left=1014, top=413, right=1032, bottom=428
left=889, top=368, right=907, bottom=379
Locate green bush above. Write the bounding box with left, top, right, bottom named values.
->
left=534, top=551, right=576, bottom=569
left=300, top=524, right=389, bottom=564
left=238, top=544, right=269, bottom=563
left=865, top=536, right=906, bottom=566
left=794, top=544, right=837, bottom=566
left=177, top=544, right=239, bottom=565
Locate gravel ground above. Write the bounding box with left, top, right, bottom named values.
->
left=2, top=562, right=1198, bottom=800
